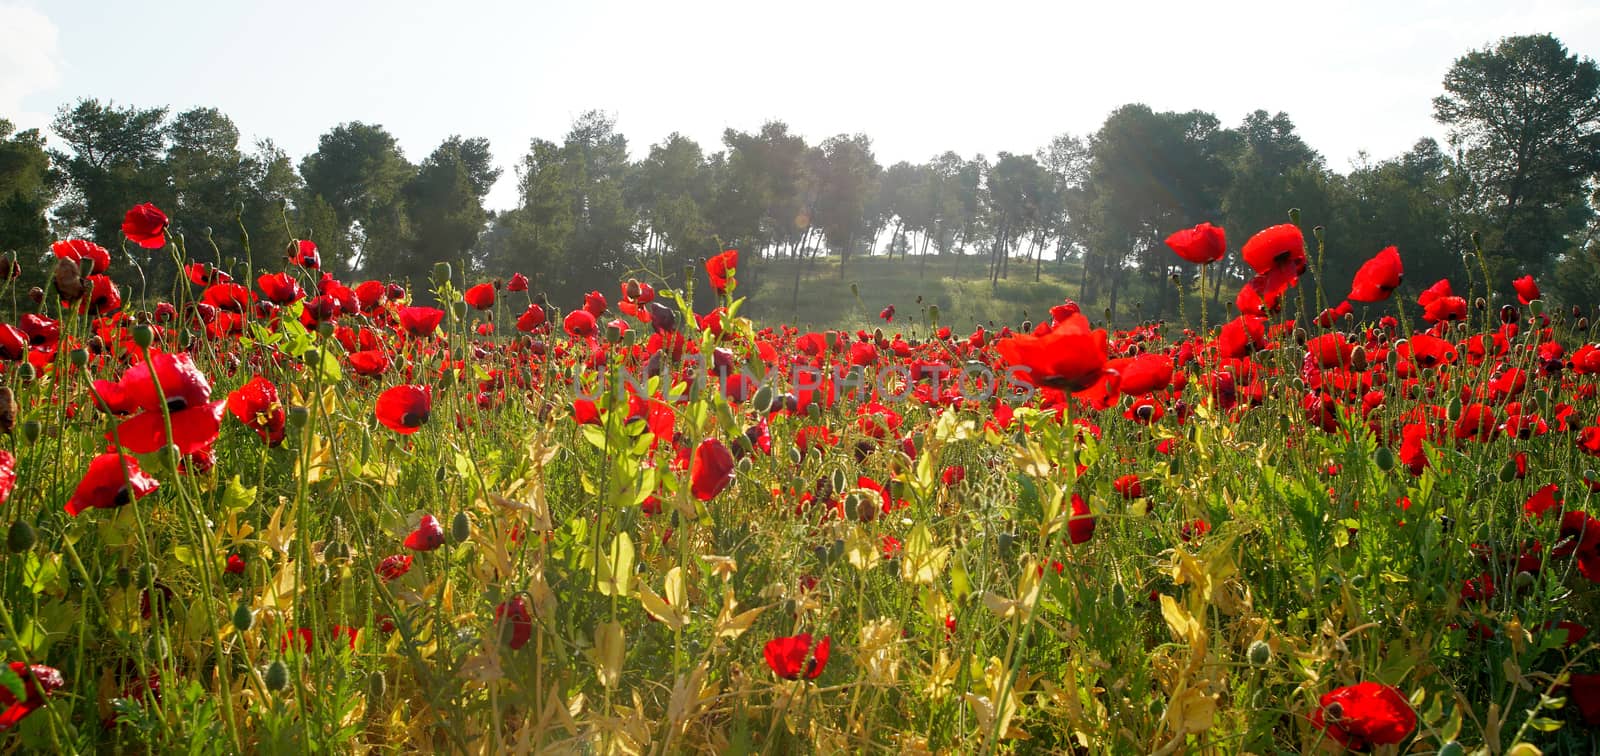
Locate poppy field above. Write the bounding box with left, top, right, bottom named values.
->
left=4, top=204, right=1600, bottom=754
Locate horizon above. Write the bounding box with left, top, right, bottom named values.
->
left=5, top=0, right=1599, bottom=212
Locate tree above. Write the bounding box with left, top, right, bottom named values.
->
left=984, top=153, right=1051, bottom=286
left=1219, top=110, right=1333, bottom=311
left=1082, top=104, right=1233, bottom=320
left=629, top=133, right=717, bottom=275
left=299, top=122, right=416, bottom=276
left=50, top=99, right=172, bottom=245
left=401, top=136, right=499, bottom=288
left=1433, top=34, right=1600, bottom=293
left=810, top=134, right=880, bottom=279
left=0, top=119, right=56, bottom=264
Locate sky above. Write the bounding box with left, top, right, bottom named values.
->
left=4, top=0, right=1599, bottom=212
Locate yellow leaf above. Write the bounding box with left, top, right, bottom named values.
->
left=594, top=621, right=625, bottom=688
left=261, top=500, right=296, bottom=557
left=901, top=523, right=950, bottom=585
left=596, top=532, right=635, bottom=597
left=714, top=589, right=766, bottom=640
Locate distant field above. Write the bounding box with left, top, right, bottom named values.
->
left=739, top=254, right=1086, bottom=333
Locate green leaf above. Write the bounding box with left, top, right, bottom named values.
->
left=0, top=664, right=24, bottom=701
left=222, top=476, right=257, bottom=512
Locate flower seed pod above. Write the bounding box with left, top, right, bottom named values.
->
left=368, top=671, right=387, bottom=701
left=53, top=257, right=84, bottom=302
left=1247, top=639, right=1272, bottom=666
left=1373, top=446, right=1394, bottom=472
left=264, top=659, right=290, bottom=692
left=451, top=511, right=471, bottom=543
left=20, top=420, right=41, bottom=444
left=232, top=601, right=255, bottom=633
left=6, top=520, right=36, bottom=553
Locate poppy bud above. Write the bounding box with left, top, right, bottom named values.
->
left=997, top=532, right=1016, bottom=559
left=829, top=539, right=845, bottom=563
left=6, top=519, right=36, bottom=553
left=1439, top=742, right=1463, bottom=756
left=432, top=262, right=452, bottom=284
left=451, top=511, right=471, bottom=543
left=15, top=363, right=35, bottom=384
left=1528, top=299, right=1544, bottom=317
left=830, top=469, right=847, bottom=494
left=303, top=347, right=320, bottom=368
left=232, top=601, right=254, bottom=632
left=287, top=405, right=309, bottom=429
left=1373, top=446, right=1394, bottom=472
left=27, top=286, right=43, bottom=304
left=1111, top=582, right=1127, bottom=608
left=368, top=671, right=387, bottom=701
left=813, top=544, right=829, bottom=564
left=1514, top=571, right=1536, bottom=591
left=1446, top=396, right=1462, bottom=422
left=265, top=659, right=290, bottom=692
left=1292, top=328, right=1306, bottom=346
left=1579, top=317, right=1590, bottom=332
left=451, top=301, right=468, bottom=320
left=317, top=320, right=334, bottom=338
left=604, top=323, right=623, bottom=344
left=1497, top=458, right=1518, bottom=483
left=20, top=420, right=41, bottom=444
left=78, top=256, right=97, bottom=278
left=853, top=494, right=876, bottom=523
left=1474, top=297, right=1486, bottom=311
left=927, top=304, right=940, bottom=322
left=1288, top=208, right=1301, bottom=225
left=1350, top=346, right=1368, bottom=372
left=1247, top=639, right=1271, bottom=666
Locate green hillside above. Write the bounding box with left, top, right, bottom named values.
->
left=739, top=255, right=1085, bottom=334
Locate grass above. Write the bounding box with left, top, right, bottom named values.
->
left=740, top=254, right=1086, bottom=333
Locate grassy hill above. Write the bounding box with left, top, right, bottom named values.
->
left=739, top=254, right=1086, bottom=334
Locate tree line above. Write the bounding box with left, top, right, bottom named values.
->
left=1, top=33, right=1597, bottom=319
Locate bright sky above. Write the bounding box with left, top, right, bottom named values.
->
left=4, top=0, right=1599, bottom=211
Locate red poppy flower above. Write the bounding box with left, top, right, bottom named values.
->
left=496, top=596, right=533, bottom=650
left=564, top=309, right=598, bottom=339
left=941, top=465, right=965, bottom=486
left=81, top=275, right=122, bottom=315
left=65, top=452, right=160, bottom=516
left=1113, top=475, right=1143, bottom=499
left=289, top=239, right=320, bottom=268
left=403, top=514, right=446, bottom=551
left=121, top=203, right=169, bottom=249
left=376, top=385, right=432, bottom=434
left=1164, top=222, right=1226, bottom=264
left=399, top=306, right=445, bottom=338
left=1572, top=674, right=1600, bottom=725
left=464, top=283, right=495, bottom=310
left=202, top=282, right=252, bottom=312
left=507, top=272, right=529, bottom=292
left=1314, top=301, right=1352, bottom=328
left=0, top=661, right=64, bottom=732
left=348, top=349, right=391, bottom=377
left=52, top=239, right=111, bottom=274
left=1512, top=275, right=1540, bottom=305
left=706, top=249, right=738, bottom=295
left=582, top=290, right=607, bottom=317
left=1117, top=354, right=1173, bottom=395
left=1311, top=681, right=1416, bottom=750
left=376, top=554, right=414, bottom=581
left=0, top=450, right=15, bottom=506
left=763, top=633, right=830, bottom=680
left=1067, top=493, right=1095, bottom=544
left=517, top=304, right=547, bottom=332
left=690, top=438, right=736, bottom=501
left=1240, top=223, right=1305, bottom=276
left=879, top=305, right=895, bottom=322
left=228, top=375, right=286, bottom=446
left=996, top=313, right=1108, bottom=392
left=257, top=272, right=304, bottom=305
left=1348, top=246, right=1403, bottom=302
